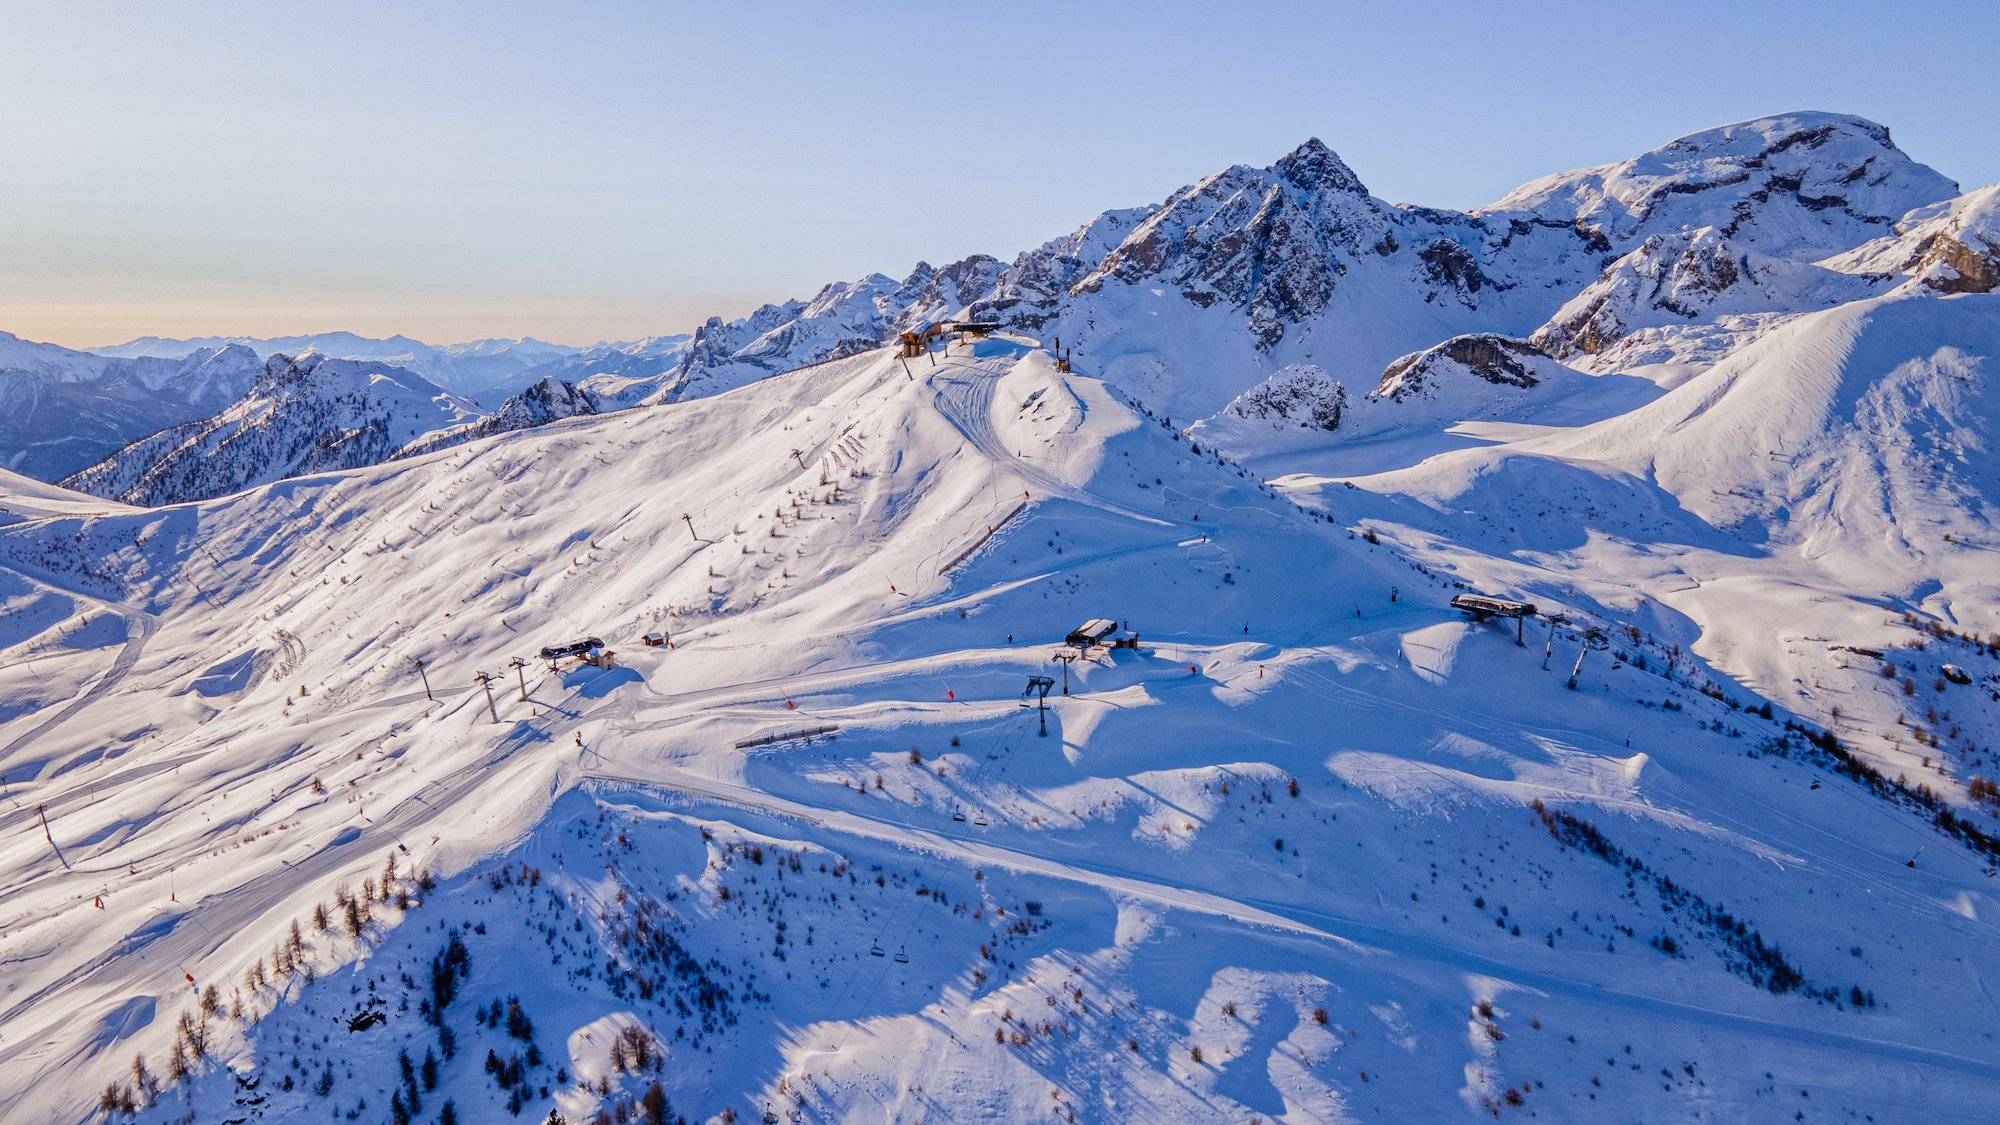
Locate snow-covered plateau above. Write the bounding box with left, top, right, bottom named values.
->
left=2, top=111, right=1999, bottom=1125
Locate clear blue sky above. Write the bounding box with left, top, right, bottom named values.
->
left=2, top=0, right=1993, bottom=348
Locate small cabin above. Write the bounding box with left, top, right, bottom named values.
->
left=1066, top=618, right=1118, bottom=648
left=955, top=321, right=999, bottom=340
left=1449, top=594, right=1536, bottom=619
left=642, top=631, right=670, bottom=648
left=898, top=321, right=955, bottom=358
left=539, top=636, right=605, bottom=662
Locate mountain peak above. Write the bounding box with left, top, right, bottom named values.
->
left=1274, top=137, right=1369, bottom=195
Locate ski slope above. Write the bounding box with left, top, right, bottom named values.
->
left=1, top=336, right=1997, bottom=1123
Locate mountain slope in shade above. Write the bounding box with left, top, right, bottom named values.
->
left=59, top=353, right=481, bottom=506
left=0, top=338, right=263, bottom=480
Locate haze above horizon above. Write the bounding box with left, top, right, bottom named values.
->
left=3, top=0, right=1994, bottom=349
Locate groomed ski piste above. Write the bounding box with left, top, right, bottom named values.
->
left=2, top=333, right=1997, bottom=1123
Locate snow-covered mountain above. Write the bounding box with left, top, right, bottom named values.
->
left=6, top=111, right=2000, bottom=1125
left=59, top=353, right=482, bottom=506
left=559, top=111, right=1958, bottom=426
left=0, top=334, right=263, bottom=480
left=42, top=111, right=1960, bottom=503
left=1478, top=112, right=1959, bottom=265
left=393, top=377, right=599, bottom=460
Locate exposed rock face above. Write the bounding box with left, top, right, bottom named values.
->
left=62, top=354, right=480, bottom=506
left=395, top=378, right=599, bottom=460
left=1826, top=183, right=2000, bottom=295
left=1376, top=335, right=1551, bottom=400
left=1221, top=365, right=1349, bottom=431
left=1531, top=228, right=1882, bottom=359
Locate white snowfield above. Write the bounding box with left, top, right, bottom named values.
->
left=2, top=326, right=1998, bottom=1124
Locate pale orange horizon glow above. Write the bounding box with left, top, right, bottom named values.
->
left=0, top=289, right=771, bottom=351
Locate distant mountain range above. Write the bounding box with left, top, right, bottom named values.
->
left=11, top=110, right=1994, bottom=509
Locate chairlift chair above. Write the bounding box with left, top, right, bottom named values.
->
left=869, top=943, right=886, bottom=958
left=893, top=946, right=910, bottom=964
left=972, top=812, right=989, bottom=826
left=952, top=807, right=967, bottom=822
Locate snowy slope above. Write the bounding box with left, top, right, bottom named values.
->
left=0, top=467, right=133, bottom=526
left=1262, top=289, right=2000, bottom=799
left=58, top=353, right=482, bottom=506
left=3, top=334, right=1997, bottom=1125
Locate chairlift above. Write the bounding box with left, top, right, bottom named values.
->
left=972, top=812, right=989, bottom=826
left=952, top=807, right=967, bottom=822
left=893, top=946, right=910, bottom=964
left=869, top=943, right=886, bottom=958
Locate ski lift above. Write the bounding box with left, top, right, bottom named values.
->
left=893, top=946, right=910, bottom=964
left=869, top=943, right=885, bottom=958
left=952, top=807, right=967, bottom=822
left=972, top=812, right=989, bottom=826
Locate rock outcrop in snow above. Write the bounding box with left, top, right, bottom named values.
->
left=1219, top=365, right=1349, bottom=431
left=1826, top=183, right=2000, bottom=295
left=1375, top=334, right=1557, bottom=399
